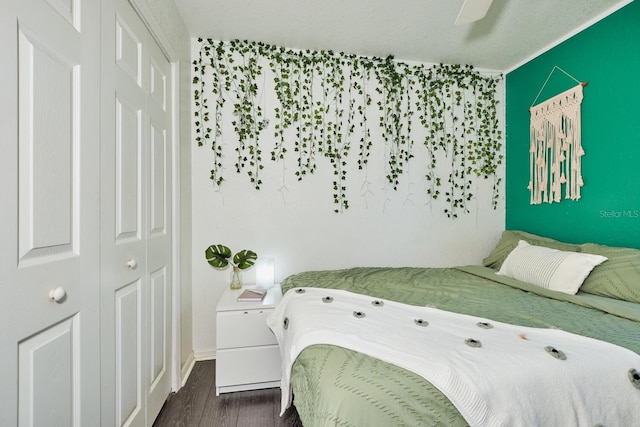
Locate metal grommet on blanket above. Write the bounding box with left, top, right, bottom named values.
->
left=295, top=288, right=306, bottom=294
left=465, top=338, right=482, bottom=348
left=283, top=317, right=289, bottom=330
left=544, top=346, right=567, bottom=360
left=353, top=311, right=366, bottom=319
left=322, top=296, right=334, bottom=303
left=414, top=318, right=429, bottom=327
left=629, top=368, right=640, bottom=390
left=476, top=321, right=493, bottom=329
left=371, top=300, right=384, bottom=307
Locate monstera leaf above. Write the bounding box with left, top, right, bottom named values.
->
left=233, top=249, right=258, bottom=269
left=205, top=244, right=233, bottom=268
left=205, top=244, right=257, bottom=270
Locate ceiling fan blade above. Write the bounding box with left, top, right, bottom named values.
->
left=455, top=0, right=493, bottom=25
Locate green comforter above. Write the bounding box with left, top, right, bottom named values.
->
left=280, top=266, right=640, bottom=427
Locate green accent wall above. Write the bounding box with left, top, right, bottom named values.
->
left=505, top=1, right=640, bottom=249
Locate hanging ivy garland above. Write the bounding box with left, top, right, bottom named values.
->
left=193, top=38, right=503, bottom=216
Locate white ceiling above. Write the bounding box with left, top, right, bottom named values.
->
left=174, top=0, right=632, bottom=72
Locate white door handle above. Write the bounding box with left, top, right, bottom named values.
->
left=49, top=287, right=67, bottom=303
left=127, top=259, right=138, bottom=269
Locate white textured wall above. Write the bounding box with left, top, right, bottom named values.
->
left=190, top=39, right=506, bottom=357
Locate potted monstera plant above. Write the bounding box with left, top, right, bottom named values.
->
left=205, top=244, right=257, bottom=289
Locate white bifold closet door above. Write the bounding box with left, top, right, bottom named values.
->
left=0, top=0, right=101, bottom=425
left=99, top=0, right=173, bottom=425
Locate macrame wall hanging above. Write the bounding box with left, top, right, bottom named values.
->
left=528, top=66, right=587, bottom=205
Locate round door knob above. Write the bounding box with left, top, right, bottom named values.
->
left=127, top=259, right=138, bottom=269
left=49, top=287, right=67, bottom=303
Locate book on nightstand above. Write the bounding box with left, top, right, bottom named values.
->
left=237, top=288, right=267, bottom=302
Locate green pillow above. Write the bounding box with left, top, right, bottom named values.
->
left=579, top=243, right=640, bottom=303
left=483, top=230, right=581, bottom=270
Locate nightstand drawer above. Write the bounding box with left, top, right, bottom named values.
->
left=216, top=345, right=281, bottom=387
left=217, top=309, right=277, bottom=349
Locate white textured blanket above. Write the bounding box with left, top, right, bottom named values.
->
left=267, top=288, right=640, bottom=427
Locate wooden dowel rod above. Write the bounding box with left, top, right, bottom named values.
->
left=528, top=82, right=589, bottom=111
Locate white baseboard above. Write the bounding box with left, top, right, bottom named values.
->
left=178, top=348, right=216, bottom=387
left=180, top=352, right=196, bottom=387
left=193, top=347, right=216, bottom=361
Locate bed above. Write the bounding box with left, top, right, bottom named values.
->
left=267, top=230, right=640, bottom=427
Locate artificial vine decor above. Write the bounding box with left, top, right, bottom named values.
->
left=194, top=38, right=502, bottom=216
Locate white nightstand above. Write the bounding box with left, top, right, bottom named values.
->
left=215, top=285, right=282, bottom=395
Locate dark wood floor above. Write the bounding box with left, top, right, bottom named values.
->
left=153, top=360, right=303, bottom=427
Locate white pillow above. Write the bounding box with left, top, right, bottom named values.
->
left=496, top=240, right=607, bottom=294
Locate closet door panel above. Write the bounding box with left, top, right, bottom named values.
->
left=0, top=0, right=101, bottom=426
left=149, top=267, right=168, bottom=387
left=17, top=28, right=75, bottom=262
left=115, top=281, right=143, bottom=427
left=18, top=315, right=79, bottom=427
left=115, top=96, right=143, bottom=240
left=101, top=0, right=172, bottom=425
left=144, top=30, right=173, bottom=423
left=149, top=122, right=167, bottom=236
left=101, top=6, right=148, bottom=426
